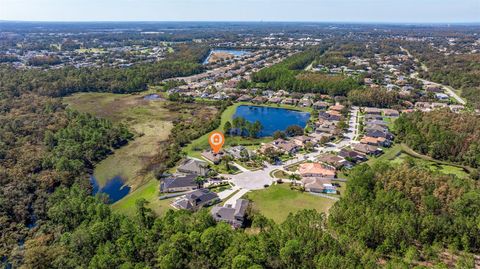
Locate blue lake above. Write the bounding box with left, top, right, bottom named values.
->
left=203, top=49, right=250, bottom=64
left=90, top=176, right=131, bottom=204
left=233, top=105, right=310, bottom=137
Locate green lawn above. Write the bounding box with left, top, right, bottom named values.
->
left=271, top=170, right=291, bottom=179
left=390, top=153, right=470, bottom=179
left=111, top=176, right=176, bottom=217
left=366, top=144, right=403, bottom=166
left=367, top=144, right=471, bottom=179
left=245, top=184, right=336, bottom=223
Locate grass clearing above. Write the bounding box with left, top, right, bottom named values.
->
left=111, top=176, right=176, bottom=217
left=391, top=153, right=470, bottom=179
left=64, top=92, right=174, bottom=187
left=368, top=143, right=471, bottom=179
left=272, top=170, right=290, bottom=179
left=245, top=184, right=336, bottom=223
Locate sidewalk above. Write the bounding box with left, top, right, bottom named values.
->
left=224, top=188, right=249, bottom=206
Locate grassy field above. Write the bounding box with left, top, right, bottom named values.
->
left=271, top=169, right=291, bottom=179
left=111, top=176, right=176, bottom=216
left=367, top=144, right=471, bottom=179
left=391, top=153, right=470, bottom=179
left=183, top=102, right=309, bottom=158
left=245, top=184, right=336, bottom=223
left=64, top=92, right=174, bottom=188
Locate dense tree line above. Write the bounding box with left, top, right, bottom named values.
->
left=251, top=46, right=361, bottom=96
left=224, top=116, right=263, bottom=138
left=394, top=109, right=480, bottom=170
left=19, top=184, right=374, bottom=269
left=329, top=163, right=479, bottom=267
left=0, top=93, right=133, bottom=264
left=347, top=88, right=400, bottom=108
left=0, top=45, right=207, bottom=98
left=14, top=157, right=480, bottom=268
left=43, top=110, right=133, bottom=176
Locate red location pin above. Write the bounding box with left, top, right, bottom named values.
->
left=209, top=131, right=225, bottom=154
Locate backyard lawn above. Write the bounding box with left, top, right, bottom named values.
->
left=111, top=176, right=176, bottom=216
left=245, top=184, right=336, bottom=223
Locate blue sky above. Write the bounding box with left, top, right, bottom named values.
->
left=1, top=0, right=478, bottom=23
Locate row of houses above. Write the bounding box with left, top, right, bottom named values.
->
left=259, top=135, right=316, bottom=157
left=312, top=104, right=345, bottom=142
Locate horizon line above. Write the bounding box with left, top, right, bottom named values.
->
left=1, top=20, right=480, bottom=25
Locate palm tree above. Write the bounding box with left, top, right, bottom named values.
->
left=195, top=176, right=206, bottom=189
left=221, top=155, right=234, bottom=171
left=288, top=173, right=301, bottom=186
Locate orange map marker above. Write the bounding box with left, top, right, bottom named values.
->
left=209, top=131, right=225, bottom=153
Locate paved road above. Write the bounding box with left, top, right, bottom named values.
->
left=412, top=74, right=466, bottom=105
left=401, top=46, right=466, bottom=105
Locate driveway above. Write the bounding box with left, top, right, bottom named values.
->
left=224, top=189, right=250, bottom=206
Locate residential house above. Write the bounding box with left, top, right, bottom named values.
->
left=161, top=174, right=198, bottom=193
left=317, top=154, right=353, bottom=169
left=291, top=135, right=314, bottom=147
left=319, top=111, right=341, bottom=122
left=202, top=150, right=225, bottom=164
left=383, top=109, right=399, bottom=117
left=338, top=148, right=367, bottom=163
left=365, top=114, right=383, bottom=121
left=211, top=199, right=249, bottom=228
left=431, top=102, right=448, bottom=109
left=252, top=96, right=267, bottom=104
left=225, top=146, right=251, bottom=159
left=365, top=129, right=394, bottom=140
left=313, top=101, right=329, bottom=110
left=425, top=85, right=442, bottom=93
left=299, top=99, right=312, bottom=107
left=329, top=104, right=345, bottom=112
left=172, top=189, right=220, bottom=211
left=268, top=97, right=282, bottom=104
left=302, top=177, right=337, bottom=194
left=353, top=143, right=383, bottom=156
left=236, top=95, right=252, bottom=102
left=360, top=136, right=390, bottom=147
left=364, top=107, right=382, bottom=115
left=272, top=139, right=300, bottom=155
left=282, top=98, right=296, bottom=105
left=177, top=158, right=210, bottom=176
left=298, top=162, right=336, bottom=179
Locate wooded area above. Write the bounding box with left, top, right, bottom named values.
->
left=394, top=109, right=480, bottom=172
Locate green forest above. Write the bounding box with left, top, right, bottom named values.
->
left=394, top=109, right=480, bottom=172
left=11, top=162, right=479, bottom=268
left=251, top=46, right=361, bottom=96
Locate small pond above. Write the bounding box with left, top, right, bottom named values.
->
left=90, top=175, right=131, bottom=204
left=203, top=49, right=250, bottom=64
left=233, top=105, right=310, bottom=137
